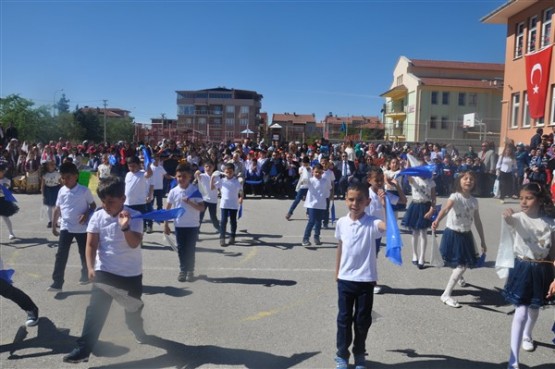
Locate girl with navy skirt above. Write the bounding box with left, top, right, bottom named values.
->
left=0, top=163, right=18, bottom=240
left=41, top=160, right=61, bottom=228
left=431, top=170, right=487, bottom=308
left=401, top=172, right=436, bottom=269
left=499, top=183, right=555, bottom=369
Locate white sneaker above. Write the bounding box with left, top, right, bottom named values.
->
left=457, top=277, right=467, bottom=287
left=373, top=285, right=383, bottom=294
left=521, top=337, right=535, bottom=352
left=441, top=295, right=461, bottom=308
left=9, top=234, right=16, bottom=240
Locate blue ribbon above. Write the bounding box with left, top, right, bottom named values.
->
left=385, top=196, right=403, bottom=266
left=399, top=165, right=436, bottom=179
left=132, top=207, right=185, bottom=222
left=0, top=269, right=15, bottom=284
left=0, top=184, right=16, bottom=202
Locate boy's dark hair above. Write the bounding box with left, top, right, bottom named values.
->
left=0, top=163, right=7, bottom=172
left=313, top=163, right=324, bottom=171
left=347, top=181, right=369, bottom=197
left=203, top=160, right=215, bottom=167
left=176, top=162, right=193, bottom=174
left=224, top=162, right=235, bottom=171
left=97, top=176, right=125, bottom=199
left=367, top=166, right=384, bottom=179
left=126, top=156, right=140, bottom=165
left=302, top=156, right=310, bottom=164
left=59, top=162, right=79, bottom=175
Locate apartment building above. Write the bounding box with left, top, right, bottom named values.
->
left=381, top=57, right=504, bottom=145
left=482, top=0, right=554, bottom=146
left=269, top=113, right=318, bottom=143
left=176, top=87, right=263, bottom=143
left=319, top=114, right=383, bottom=142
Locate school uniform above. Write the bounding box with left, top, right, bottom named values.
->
left=198, top=172, right=220, bottom=232
left=401, top=177, right=435, bottom=230
left=216, top=176, right=242, bottom=241
left=303, top=176, right=332, bottom=243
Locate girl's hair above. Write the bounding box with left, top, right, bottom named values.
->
left=453, top=170, right=477, bottom=193
left=520, top=183, right=555, bottom=218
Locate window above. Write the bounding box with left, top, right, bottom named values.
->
left=430, top=116, right=437, bottom=129
left=431, top=91, right=438, bottom=105
left=441, top=116, right=448, bottom=129
left=211, top=118, right=222, bottom=125
left=240, top=106, right=249, bottom=114
left=179, top=104, right=195, bottom=115
left=396, top=75, right=403, bottom=86
left=196, top=105, right=207, bottom=115
left=211, top=105, right=223, bottom=115
left=225, top=118, right=234, bottom=125
left=522, top=92, right=531, bottom=127
left=225, top=105, right=235, bottom=115
left=515, top=22, right=525, bottom=58
left=469, top=93, right=478, bottom=107
left=197, top=117, right=206, bottom=126
left=542, top=8, right=553, bottom=48
left=551, top=85, right=555, bottom=125
left=240, top=118, right=248, bottom=126
left=511, top=93, right=520, bottom=128
left=528, top=16, right=538, bottom=53
left=442, top=92, right=450, bottom=105
left=458, top=93, right=466, bottom=106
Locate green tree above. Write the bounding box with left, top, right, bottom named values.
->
left=74, top=109, right=103, bottom=142
left=0, top=94, right=55, bottom=143
left=56, top=94, right=70, bottom=114
left=106, top=116, right=135, bottom=143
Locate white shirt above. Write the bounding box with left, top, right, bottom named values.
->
left=322, top=169, right=335, bottom=196
left=216, top=177, right=242, bottom=210
left=409, top=177, right=435, bottom=203
left=124, top=170, right=150, bottom=206
left=365, top=188, right=385, bottom=221
left=510, top=212, right=555, bottom=260
left=335, top=213, right=384, bottom=282
left=304, top=177, right=332, bottom=210
left=56, top=184, right=95, bottom=233
left=87, top=206, right=143, bottom=276
left=167, top=184, right=203, bottom=227
left=97, top=163, right=111, bottom=179
left=149, top=163, right=167, bottom=190
left=496, top=156, right=517, bottom=174
left=198, top=172, right=218, bottom=203
left=445, top=192, right=478, bottom=232
left=297, top=166, right=311, bottom=190
left=43, top=171, right=61, bottom=187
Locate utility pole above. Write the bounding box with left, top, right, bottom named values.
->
left=103, top=99, right=108, bottom=145
left=161, top=113, right=166, bottom=138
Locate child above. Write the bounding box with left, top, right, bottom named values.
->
left=334, top=182, right=386, bottom=369
left=49, top=162, right=97, bottom=291
left=0, top=255, right=40, bottom=327
left=431, top=171, right=487, bottom=308
left=164, top=163, right=205, bottom=282
left=0, top=163, right=18, bottom=240
left=41, top=160, right=61, bottom=228
left=124, top=156, right=153, bottom=233
left=383, top=157, right=407, bottom=212
left=320, top=156, right=335, bottom=229
left=63, top=176, right=147, bottom=364
left=285, top=156, right=311, bottom=220
left=401, top=164, right=437, bottom=269
left=149, top=153, right=171, bottom=212
left=498, top=183, right=555, bottom=369
left=302, top=164, right=332, bottom=246
left=195, top=161, right=220, bottom=233
left=96, top=154, right=112, bottom=182
left=211, top=163, right=243, bottom=246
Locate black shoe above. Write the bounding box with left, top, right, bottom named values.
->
left=178, top=271, right=187, bottom=282
left=47, top=222, right=52, bottom=228
left=25, top=308, right=39, bottom=327
left=134, top=330, right=148, bottom=344
left=63, top=347, right=90, bottom=363
left=186, top=271, right=195, bottom=282
left=220, top=238, right=226, bottom=247
left=229, top=237, right=235, bottom=245
left=314, top=238, right=322, bottom=245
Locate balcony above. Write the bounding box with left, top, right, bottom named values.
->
left=383, top=105, right=407, bottom=120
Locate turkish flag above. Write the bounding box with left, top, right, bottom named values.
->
left=525, top=45, right=552, bottom=119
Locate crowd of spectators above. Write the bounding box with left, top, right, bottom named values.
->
left=2, top=127, right=555, bottom=200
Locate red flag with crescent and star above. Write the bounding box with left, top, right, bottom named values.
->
left=525, top=45, right=552, bottom=119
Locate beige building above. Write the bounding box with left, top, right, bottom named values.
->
left=176, top=87, right=263, bottom=143
left=381, top=57, right=504, bottom=146
left=482, top=0, right=554, bottom=147
left=270, top=113, right=318, bottom=143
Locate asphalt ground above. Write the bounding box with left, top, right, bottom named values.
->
left=0, top=191, right=554, bottom=369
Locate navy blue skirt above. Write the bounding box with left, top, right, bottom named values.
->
left=502, top=257, right=555, bottom=308
left=43, top=185, right=60, bottom=206
left=401, top=202, right=432, bottom=229
left=439, top=228, right=478, bottom=268
left=0, top=197, right=19, bottom=217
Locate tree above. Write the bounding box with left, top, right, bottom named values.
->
left=0, top=94, right=54, bottom=143
left=56, top=94, right=70, bottom=114
left=74, top=109, right=103, bottom=143
left=106, top=116, right=134, bottom=143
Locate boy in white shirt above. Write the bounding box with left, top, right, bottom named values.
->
left=63, top=176, right=146, bottom=364
left=334, top=182, right=385, bottom=369
left=195, top=161, right=220, bottom=232
left=164, top=163, right=205, bottom=282
left=302, top=164, right=331, bottom=246
left=124, top=156, right=153, bottom=233
left=211, top=163, right=243, bottom=247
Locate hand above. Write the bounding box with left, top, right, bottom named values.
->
left=118, top=209, right=131, bottom=229
left=78, top=213, right=88, bottom=224
left=423, top=209, right=434, bottom=220
left=88, top=269, right=96, bottom=282
left=164, top=224, right=171, bottom=235
left=52, top=228, right=59, bottom=237
left=146, top=195, right=153, bottom=203
left=481, top=242, right=487, bottom=253
left=502, top=209, right=515, bottom=225
left=431, top=220, right=438, bottom=230
left=238, top=197, right=243, bottom=205
left=547, top=279, right=555, bottom=299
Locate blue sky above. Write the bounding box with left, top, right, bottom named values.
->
left=1, top=0, right=507, bottom=124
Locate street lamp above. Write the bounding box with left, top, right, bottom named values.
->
left=52, top=89, right=63, bottom=116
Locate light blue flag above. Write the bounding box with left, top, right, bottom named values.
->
left=331, top=202, right=336, bottom=224
left=552, top=321, right=555, bottom=344
left=0, top=269, right=15, bottom=284
left=238, top=204, right=243, bottom=219
left=0, top=184, right=16, bottom=202
left=170, top=178, right=177, bottom=189
left=476, top=253, right=486, bottom=268
left=132, top=207, right=185, bottom=222
left=399, top=165, right=436, bottom=179
left=385, top=196, right=403, bottom=266
left=188, top=189, right=203, bottom=199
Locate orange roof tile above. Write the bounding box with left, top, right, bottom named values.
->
left=272, top=113, right=316, bottom=125
left=419, top=77, right=503, bottom=89
left=410, top=59, right=504, bottom=71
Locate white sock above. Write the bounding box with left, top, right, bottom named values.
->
left=411, top=230, right=419, bottom=261
left=418, top=229, right=427, bottom=264
left=509, top=305, right=527, bottom=367
left=2, top=216, right=14, bottom=235
left=47, top=206, right=53, bottom=222
left=522, top=307, right=539, bottom=341
left=442, top=266, right=466, bottom=299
